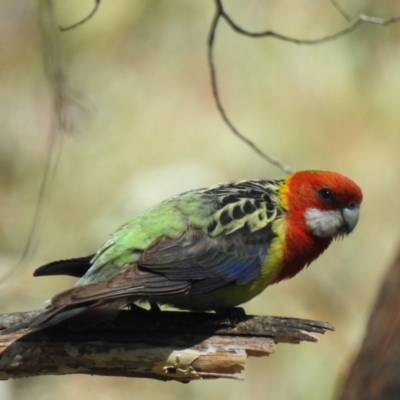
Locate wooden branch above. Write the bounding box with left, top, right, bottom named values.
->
left=0, top=310, right=334, bottom=382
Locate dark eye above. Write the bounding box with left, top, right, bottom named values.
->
left=319, top=188, right=333, bottom=202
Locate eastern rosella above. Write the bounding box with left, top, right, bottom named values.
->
left=15, top=170, right=363, bottom=330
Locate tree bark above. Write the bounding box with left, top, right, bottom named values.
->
left=340, top=246, right=400, bottom=400
left=0, top=310, right=333, bottom=382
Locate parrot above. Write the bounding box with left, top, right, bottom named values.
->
left=5, top=170, right=363, bottom=332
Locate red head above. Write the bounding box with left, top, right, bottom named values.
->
left=276, top=170, right=363, bottom=281
left=282, top=170, right=362, bottom=238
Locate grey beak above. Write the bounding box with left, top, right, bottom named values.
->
left=341, top=205, right=360, bottom=233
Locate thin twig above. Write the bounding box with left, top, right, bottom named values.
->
left=59, top=0, right=101, bottom=31
left=0, top=0, right=78, bottom=286
left=330, top=0, right=351, bottom=22
left=209, top=0, right=400, bottom=175
left=209, top=0, right=293, bottom=175
left=218, top=1, right=400, bottom=44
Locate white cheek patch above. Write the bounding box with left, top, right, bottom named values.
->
left=305, top=208, right=343, bottom=238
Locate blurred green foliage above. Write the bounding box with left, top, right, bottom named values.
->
left=0, top=1, right=400, bottom=399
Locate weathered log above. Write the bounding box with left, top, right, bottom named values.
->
left=0, top=309, right=334, bottom=382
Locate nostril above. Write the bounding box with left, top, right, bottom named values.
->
left=347, top=201, right=357, bottom=210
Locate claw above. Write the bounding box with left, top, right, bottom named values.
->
left=217, top=307, right=248, bottom=327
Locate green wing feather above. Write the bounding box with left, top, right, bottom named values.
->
left=76, top=190, right=217, bottom=285
left=77, top=180, right=281, bottom=286
left=47, top=180, right=285, bottom=311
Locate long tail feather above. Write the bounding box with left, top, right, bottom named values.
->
left=33, top=255, right=94, bottom=278
left=1, top=299, right=126, bottom=334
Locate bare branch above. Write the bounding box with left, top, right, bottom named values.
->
left=330, top=0, right=351, bottom=22
left=218, top=2, right=400, bottom=45
left=59, top=0, right=101, bottom=32
left=209, top=0, right=400, bottom=174
left=0, top=310, right=334, bottom=381
left=209, top=1, right=293, bottom=175
left=0, top=0, right=84, bottom=286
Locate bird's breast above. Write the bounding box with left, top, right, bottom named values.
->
left=275, top=221, right=331, bottom=282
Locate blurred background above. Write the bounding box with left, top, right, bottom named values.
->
left=0, top=1, right=400, bottom=399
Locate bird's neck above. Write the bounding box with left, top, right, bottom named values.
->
left=275, top=210, right=332, bottom=283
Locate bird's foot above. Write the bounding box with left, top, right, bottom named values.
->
left=128, top=302, right=161, bottom=313
left=217, top=307, right=248, bottom=327
left=149, top=302, right=161, bottom=313
left=128, top=303, right=148, bottom=313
